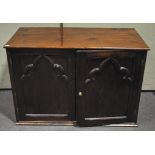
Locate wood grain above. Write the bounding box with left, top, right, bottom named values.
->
left=9, top=49, right=76, bottom=122
left=4, top=27, right=149, bottom=50
left=76, top=50, right=147, bottom=127
left=5, top=28, right=149, bottom=126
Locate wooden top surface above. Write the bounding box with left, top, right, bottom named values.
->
left=4, top=27, right=150, bottom=50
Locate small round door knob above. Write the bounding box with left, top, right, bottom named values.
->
left=78, top=92, right=83, bottom=96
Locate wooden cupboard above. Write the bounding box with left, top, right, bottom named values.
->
left=4, top=27, right=149, bottom=126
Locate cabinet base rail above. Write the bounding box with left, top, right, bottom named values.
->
left=16, top=121, right=137, bottom=127
left=16, top=121, right=76, bottom=126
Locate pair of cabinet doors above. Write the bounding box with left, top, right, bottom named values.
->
left=8, top=49, right=146, bottom=126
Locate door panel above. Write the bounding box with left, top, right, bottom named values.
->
left=76, top=50, right=136, bottom=126
left=11, top=49, right=75, bottom=122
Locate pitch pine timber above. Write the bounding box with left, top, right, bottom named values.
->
left=4, top=27, right=150, bottom=127
left=4, top=27, right=149, bottom=50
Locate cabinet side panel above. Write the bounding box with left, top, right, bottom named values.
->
left=127, top=51, right=147, bottom=122
left=6, top=49, right=20, bottom=121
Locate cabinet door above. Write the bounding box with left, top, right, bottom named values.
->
left=76, top=50, right=146, bottom=126
left=9, top=49, right=75, bottom=123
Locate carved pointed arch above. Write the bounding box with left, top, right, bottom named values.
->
left=85, top=57, right=132, bottom=84
left=20, top=55, right=68, bottom=81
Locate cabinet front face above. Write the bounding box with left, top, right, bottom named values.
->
left=7, top=48, right=146, bottom=126
left=9, top=49, right=75, bottom=123
left=76, top=50, right=145, bottom=126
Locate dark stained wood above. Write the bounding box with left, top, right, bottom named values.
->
left=4, top=27, right=149, bottom=50
left=5, top=27, right=149, bottom=126
left=127, top=52, right=147, bottom=122
left=6, top=50, right=20, bottom=121
left=8, top=48, right=75, bottom=123
left=76, top=50, right=147, bottom=127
